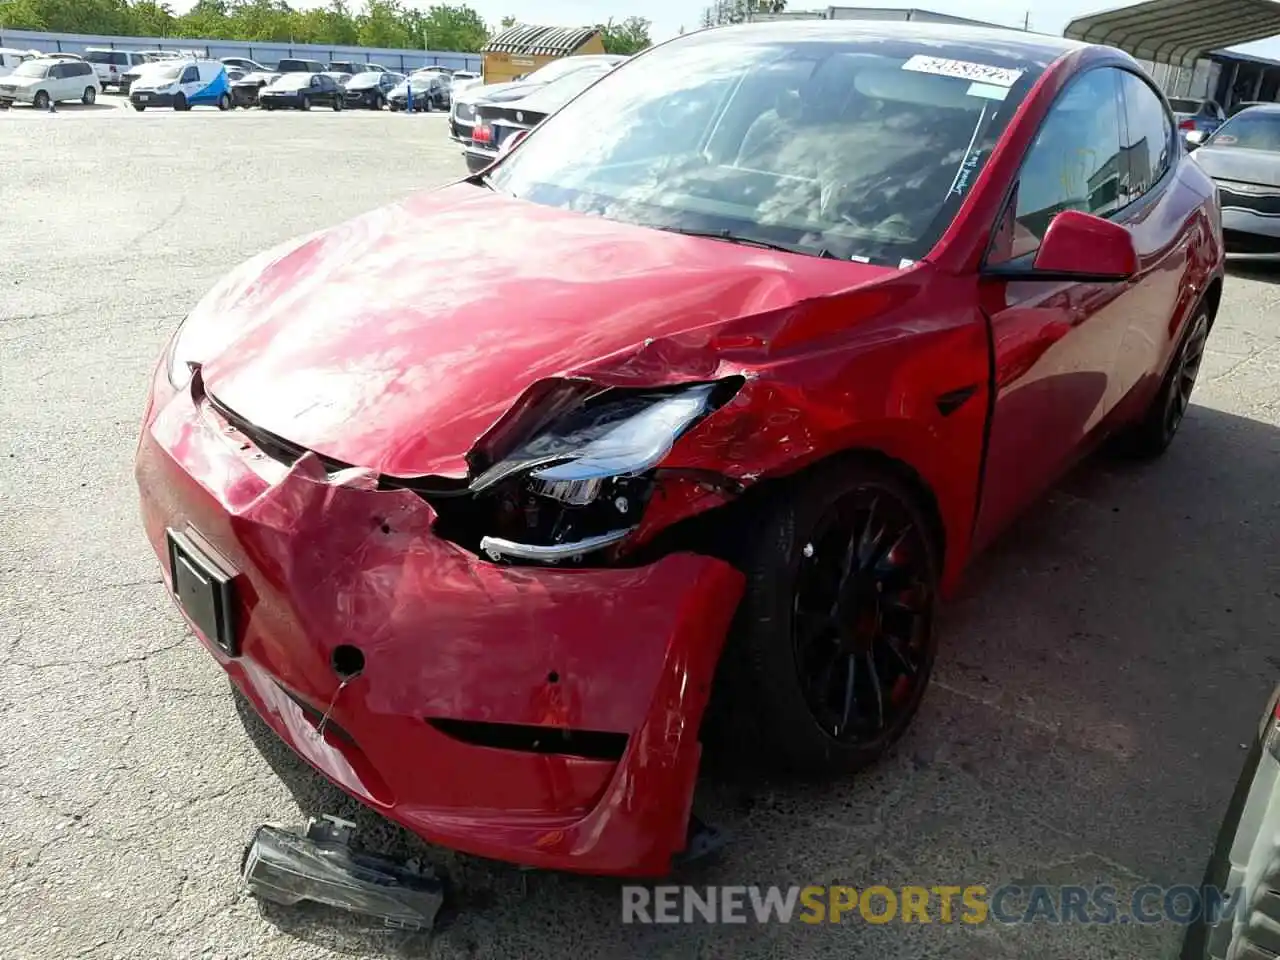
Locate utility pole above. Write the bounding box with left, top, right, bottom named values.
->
left=1022, top=11, right=1030, bottom=30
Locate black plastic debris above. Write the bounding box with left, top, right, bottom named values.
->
left=241, top=815, right=444, bottom=930
left=673, top=815, right=729, bottom=867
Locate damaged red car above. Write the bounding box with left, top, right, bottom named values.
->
left=136, top=22, right=1224, bottom=876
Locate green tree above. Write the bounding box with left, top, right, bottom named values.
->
left=355, top=0, right=412, bottom=48
left=0, top=0, right=494, bottom=50
left=499, top=14, right=516, bottom=28
left=418, top=3, right=486, bottom=52
left=703, top=0, right=786, bottom=26
left=596, top=16, right=650, bottom=55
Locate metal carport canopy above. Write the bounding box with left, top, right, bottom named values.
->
left=1065, top=0, right=1280, bottom=66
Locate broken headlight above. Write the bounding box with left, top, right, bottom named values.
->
left=164, top=315, right=195, bottom=389
left=430, top=381, right=731, bottom=564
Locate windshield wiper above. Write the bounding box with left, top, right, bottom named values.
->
left=652, top=225, right=839, bottom=259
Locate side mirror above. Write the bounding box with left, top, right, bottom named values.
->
left=1030, top=210, right=1138, bottom=281
left=1185, top=129, right=1206, bottom=149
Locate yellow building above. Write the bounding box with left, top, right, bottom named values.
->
left=481, top=24, right=605, bottom=85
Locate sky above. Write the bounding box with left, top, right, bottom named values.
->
left=457, top=0, right=1280, bottom=59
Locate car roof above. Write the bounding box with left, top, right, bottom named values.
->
left=693, top=19, right=1088, bottom=65
left=1234, top=102, right=1280, bottom=112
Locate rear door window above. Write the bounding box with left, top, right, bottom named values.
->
left=1119, top=71, right=1173, bottom=200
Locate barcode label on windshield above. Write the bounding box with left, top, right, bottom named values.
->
left=903, top=55, right=1023, bottom=88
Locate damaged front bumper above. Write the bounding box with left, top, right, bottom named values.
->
left=135, top=371, right=745, bottom=876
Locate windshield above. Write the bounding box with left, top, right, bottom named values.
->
left=276, top=60, right=312, bottom=73
left=526, top=68, right=612, bottom=113
left=347, top=72, right=380, bottom=89
left=271, top=74, right=312, bottom=90
left=1208, top=111, right=1280, bottom=151
left=85, top=50, right=126, bottom=65
left=409, top=75, right=439, bottom=90
left=147, top=63, right=183, bottom=82
left=12, top=61, right=48, bottom=78
left=490, top=34, right=1039, bottom=264
left=1168, top=98, right=1203, bottom=114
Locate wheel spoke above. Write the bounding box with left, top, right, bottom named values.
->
left=874, top=527, right=912, bottom=576
left=884, top=579, right=928, bottom=615
left=881, top=634, right=919, bottom=675
left=838, top=654, right=857, bottom=734
left=865, top=650, right=885, bottom=730
left=856, top=498, right=887, bottom=568
left=839, top=497, right=874, bottom=586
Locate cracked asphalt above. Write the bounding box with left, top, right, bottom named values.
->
left=3, top=96, right=1280, bottom=960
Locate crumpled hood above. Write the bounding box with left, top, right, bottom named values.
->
left=195, top=182, right=895, bottom=478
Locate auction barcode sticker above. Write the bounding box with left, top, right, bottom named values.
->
left=902, top=54, right=1024, bottom=88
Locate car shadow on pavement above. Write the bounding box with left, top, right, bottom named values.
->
left=231, top=400, right=1280, bottom=958
left=0, top=101, right=118, bottom=113
left=1227, top=260, right=1280, bottom=283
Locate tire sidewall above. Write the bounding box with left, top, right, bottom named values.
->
left=34, top=90, right=49, bottom=109
left=83, top=86, right=96, bottom=105
left=1159, top=308, right=1210, bottom=447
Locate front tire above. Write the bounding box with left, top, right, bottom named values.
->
left=82, top=86, right=96, bottom=105
left=299, top=95, right=310, bottom=111
left=33, top=90, right=50, bottom=110
left=332, top=95, right=343, bottom=111
left=711, top=461, right=940, bottom=775
left=1121, top=306, right=1211, bottom=458
left=173, top=93, right=188, bottom=112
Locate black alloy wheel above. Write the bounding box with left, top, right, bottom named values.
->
left=1163, top=310, right=1209, bottom=442
left=791, top=486, right=934, bottom=746
left=1121, top=305, right=1212, bottom=457
left=710, top=461, right=940, bottom=775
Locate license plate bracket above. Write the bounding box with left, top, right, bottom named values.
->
left=167, top=528, right=238, bottom=656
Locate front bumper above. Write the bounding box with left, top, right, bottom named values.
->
left=1222, top=208, right=1280, bottom=259
left=135, top=370, right=744, bottom=876
left=1223, top=207, right=1280, bottom=259
left=130, top=90, right=176, bottom=108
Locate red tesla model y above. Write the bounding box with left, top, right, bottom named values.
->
left=136, top=22, right=1224, bottom=876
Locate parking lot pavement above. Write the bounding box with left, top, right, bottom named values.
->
left=2, top=107, right=1279, bottom=960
